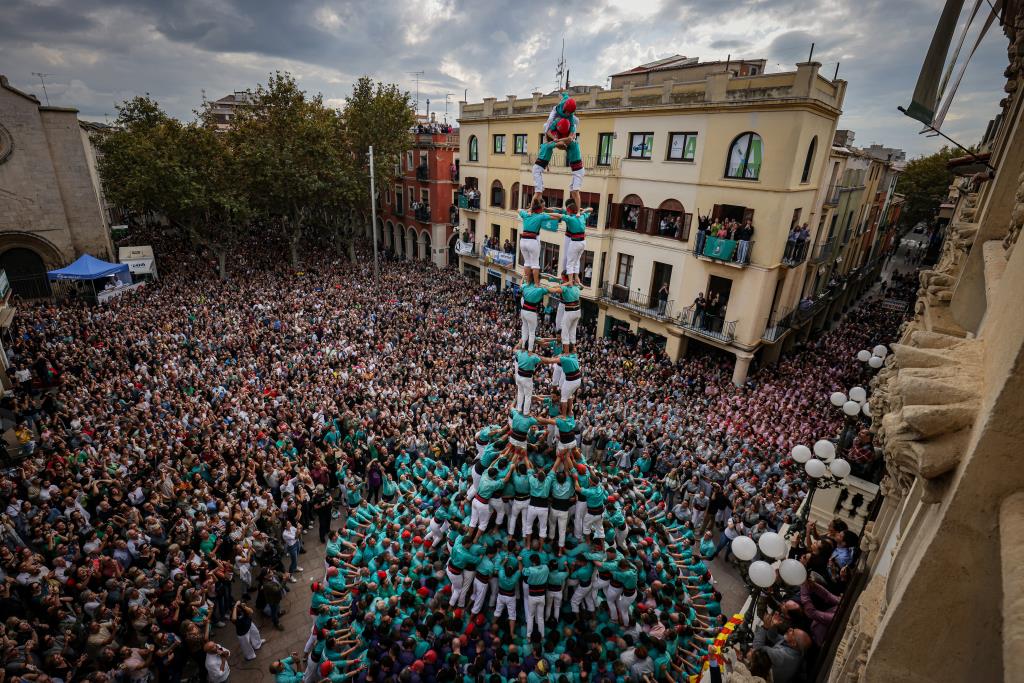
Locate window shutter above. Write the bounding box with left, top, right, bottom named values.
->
left=711, top=204, right=723, bottom=221
left=681, top=213, right=693, bottom=242
left=743, top=207, right=755, bottom=224
left=609, top=203, right=622, bottom=230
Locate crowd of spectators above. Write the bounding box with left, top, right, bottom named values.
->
left=693, top=218, right=756, bottom=265
left=0, top=226, right=904, bottom=682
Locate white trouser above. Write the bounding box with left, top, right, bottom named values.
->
left=495, top=593, right=517, bottom=620
left=520, top=237, right=540, bottom=269
left=489, top=498, right=509, bottom=524
left=549, top=508, right=570, bottom=548
left=446, top=566, right=464, bottom=607
left=520, top=310, right=538, bottom=351
left=532, top=163, right=545, bottom=192
left=593, top=575, right=611, bottom=603
left=525, top=593, right=546, bottom=638
left=470, top=497, right=492, bottom=530
left=303, top=626, right=317, bottom=656
left=565, top=239, right=586, bottom=275
left=605, top=584, right=623, bottom=621
left=237, top=622, right=263, bottom=660
left=515, top=374, right=534, bottom=414
left=570, top=166, right=584, bottom=191
left=303, top=653, right=319, bottom=683
left=555, top=302, right=564, bottom=331
left=573, top=501, right=587, bottom=538
left=457, top=569, right=476, bottom=607
left=691, top=509, right=706, bottom=529
left=470, top=466, right=483, bottom=490
left=561, top=309, right=581, bottom=346
left=426, top=520, right=448, bottom=548
left=545, top=588, right=564, bottom=620
left=546, top=423, right=558, bottom=446
left=526, top=504, right=549, bottom=538
left=471, top=576, right=490, bottom=614
left=615, top=526, right=628, bottom=550
left=509, top=498, right=530, bottom=535
left=616, top=588, right=637, bottom=627
left=583, top=512, right=603, bottom=538
left=570, top=581, right=595, bottom=612
left=560, top=378, right=581, bottom=403
left=552, top=363, right=564, bottom=388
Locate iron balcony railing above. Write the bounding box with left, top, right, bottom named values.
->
left=692, top=236, right=755, bottom=267
left=809, top=238, right=835, bottom=264
left=520, top=152, right=621, bottom=177
left=762, top=306, right=796, bottom=343
left=457, top=195, right=480, bottom=210
left=413, top=206, right=431, bottom=222
left=678, top=305, right=737, bottom=343
left=824, top=184, right=842, bottom=205
left=601, top=282, right=674, bottom=319
left=782, top=239, right=810, bottom=266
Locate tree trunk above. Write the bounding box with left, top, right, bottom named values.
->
left=290, top=236, right=300, bottom=268
left=217, top=250, right=227, bottom=281
left=348, top=239, right=356, bottom=262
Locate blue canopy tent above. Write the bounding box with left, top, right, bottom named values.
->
left=48, top=254, right=131, bottom=282
left=47, top=254, right=131, bottom=301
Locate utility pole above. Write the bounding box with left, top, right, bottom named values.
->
left=555, top=38, right=566, bottom=91
left=31, top=72, right=53, bottom=106
left=368, top=146, right=379, bottom=281
left=408, top=70, right=425, bottom=115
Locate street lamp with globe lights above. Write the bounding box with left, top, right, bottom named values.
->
left=786, top=440, right=852, bottom=539
left=729, top=532, right=809, bottom=645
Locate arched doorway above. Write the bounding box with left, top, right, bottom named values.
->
left=421, top=231, right=431, bottom=262
left=617, top=194, right=643, bottom=231
left=447, top=234, right=458, bottom=268
left=0, top=247, right=51, bottom=299
left=510, top=182, right=520, bottom=210
left=411, top=230, right=420, bottom=260
left=397, top=225, right=406, bottom=258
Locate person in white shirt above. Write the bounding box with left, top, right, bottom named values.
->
left=204, top=641, right=231, bottom=682
left=283, top=521, right=302, bottom=579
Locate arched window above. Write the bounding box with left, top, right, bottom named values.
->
left=801, top=135, right=817, bottom=183
left=510, top=182, right=520, bottom=210
left=468, top=136, right=478, bottom=162
left=725, top=132, right=763, bottom=180
left=490, top=180, right=505, bottom=208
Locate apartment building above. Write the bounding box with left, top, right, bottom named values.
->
left=375, top=126, right=461, bottom=267
left=456, top=60, right=846, bottom=384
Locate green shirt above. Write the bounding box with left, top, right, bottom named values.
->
left=516, top=350, right=542, bottom=372
left=563, top=212, right=587, bottom=235
left=550, top=476, right=574, bottom=500
left=498, top=566, right=521, bottom=591
left=560, top=285, right=581, bottom=303
left=519, top=210, right=550, bottom=235
left=529, top=471, right=552, bottom=497
left=523, top=564, right=550, bottom=587
left=522, top=284, right=547, bottom=305
left=611, top=565, right=639, bottom=589
left=511, top=410, right=538, bottom=435
left=477, top=473, right=505, bottom=499
left=559, top=354, right=580, bottom=374
left=556, top=415, right=576, bottom=435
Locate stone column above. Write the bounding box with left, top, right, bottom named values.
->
left=665, top=332, right=687, bottom=362
left=732, top=352, right=754, bottom=386
left=761, top=341, right=783, bottom=366
left=1002, top=491, right=1024, bottom=683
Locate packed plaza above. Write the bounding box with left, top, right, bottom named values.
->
left=0, top=208, right=914, bottom=683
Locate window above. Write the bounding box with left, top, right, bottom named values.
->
left=514, top=134, right=528, bottom=155
left=406, top=151, right=414, bottom=171
left=616, top=253, right=634, bottom=288
left=541, top=243, right=561, bottom=276
left=800, top=135, right=817, bottom=183
left=580, top=250, right=595, bottom=286
left=725, top=132, right=763, bottom=180
left=396, top=188, right=404, bottom=214
left=385, top=189, right=391, bottom=205
left=749, top=66, right=759, bottom=76
left=468, top=136, right=478, bottom=162
left=628, top=132, right=653, bottom=159
left=491, top=224, right=500, bottom=240
left=667, top=132, right=697, bottom=162
left=597, top=133, right=614, bottom=166
left=421, top=188, right=429, bottom=203
left=490, top=180, right=505, bottom=208
left=493, top=134, right=506, bottom=154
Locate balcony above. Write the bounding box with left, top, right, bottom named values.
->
left=416, top=165, right=429, bottom=182
left=451, top=168, right=460, bottom=183
left=519, top=152, right=621, bottom=177
left=457, top=195, right=480, bottom=211
left=600, top=283, right=674, bottom=320
left=677, top=306, right=737, bottom=343
left=413, top=205, right=431, bottom=223
left=454, top=240, right=478, bottom=258
left=781, top=239, right=810, bottom=267
left=824, top=184, right=841, bottom=206
left=762, top=306, right=796, bottom=343
left=809, top=238, right=835, bottom=264
left=692, top=236, right=754, bottom=268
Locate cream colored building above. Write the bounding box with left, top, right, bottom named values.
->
left=457, top=61, right=846, bottom=383
left=827, top=0, right=1024, bottom=680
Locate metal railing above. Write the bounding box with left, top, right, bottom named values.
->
left=809, top=238, right=834, bottom=264
left=824, top=184, right=842, bottom=205
left=692, top=236, right=755, bottom=267
left=600, top=283, right=674, bottom=319
left=457, top=195, right=480, bottom=210
left=413, top=206, right=431, bottom=222
left=677, top=305, right=737, bottom=343
left=762, top=306, right=796, bottom=342
left=782, top=239, right=810, bottom=266
left=520, top=152, right=621, bottom=177
left=416, top=165, right=429, bottom=182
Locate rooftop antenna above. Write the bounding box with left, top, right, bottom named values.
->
left=555, top=37, right=566, bottom=91
left=408, top=70, right=425, bottom=113
left=808, top=42, right=815, bottom=62
left=565, top=68, right=571, bottom=89
left=31, top=72, right=53, bottom=106
left=833, top=62, right=840, bottom=80
left=444, top=93, right=453, bottom=123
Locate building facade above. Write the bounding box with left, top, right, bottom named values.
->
left=375, top=129, right=460, bottom=268
left=827, top=0, right=1024, bottom=680
left=457, top=61, right=846, bottom=383
left=0, top=75, right=113, bottom=298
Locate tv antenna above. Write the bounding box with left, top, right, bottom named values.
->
left=408, top=70, right=425, bottom=113
left=555, top=38, right=566, bottom=91
left=444, top=93, right=453, bottom=122
left=31, top=72, right=53, bottom=106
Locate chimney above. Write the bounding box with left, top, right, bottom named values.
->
left=793, top=61, right=821, bottom=98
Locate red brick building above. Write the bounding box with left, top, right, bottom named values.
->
left=376, top=128, right=460, bottom=267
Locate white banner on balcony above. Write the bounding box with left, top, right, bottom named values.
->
left=484, top=248, right=514, bottom=268
left=455, top=241, right=475, bottom=256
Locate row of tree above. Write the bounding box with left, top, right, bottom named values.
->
left=95, top=72, right=415, bottom=277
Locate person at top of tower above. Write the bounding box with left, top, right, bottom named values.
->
left=532, top=92, right=584, bottom=209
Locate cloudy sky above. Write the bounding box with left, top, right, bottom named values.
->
left=0, top=0, right=1008, bottom=157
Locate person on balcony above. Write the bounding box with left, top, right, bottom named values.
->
left=657, top=283, right=670, bottom=315
left=736, top=220, right=755, bottom=264
left=692, top=292, right=707, bottom=328
left=695, top=218, right=709, bottom=256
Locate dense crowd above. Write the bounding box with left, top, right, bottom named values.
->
left=0, top=227, right=904, bottom=683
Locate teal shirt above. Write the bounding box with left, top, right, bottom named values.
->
left=523, top=564, right=550, bottom=587
left=522, top=284, right=547, bottom=305
left=516, top=350, right=542, bottom=372
left=560, top=285, right=581, bottom=303
left=559, top=354, right=580, bottom=374
left=529, top=471, right=552, bottom=497
left=556, top=415, right=576, bottom=435
left=512, top=471, right=532, bottom=495
left=477, top=472, right=506, bottom=499
left=580, top=484, right=607, bottom=509
left=550, top=476, right=574, bottom=500
left=498, top=566, right=521, bottom=591
left=511, top=410, right=538, bottom=435
left=520, top=210, right=552, bottom=234
left=563, top=212, right=587, bottom=235
left=611, top=565, right=639, bottom=589
left=480, top=443, right=501, bottom=468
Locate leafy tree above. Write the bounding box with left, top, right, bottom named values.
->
left=896, top=146, right=959, bottom=229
